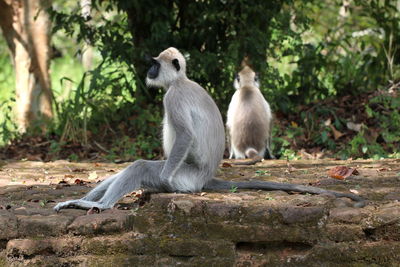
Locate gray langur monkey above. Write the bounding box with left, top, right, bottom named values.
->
left=53, top=47, right=365, bottom=212
left=226, top=65, right=274, bottom=163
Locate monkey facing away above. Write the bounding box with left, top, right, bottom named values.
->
left=54, top=48, right=365, bottom=212
left=226, top=65, right=274, bottom=162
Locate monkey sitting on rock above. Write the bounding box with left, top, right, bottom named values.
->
left=54, top=48, right=365, bottom=212
left=226, top=63, right=274, bottom=165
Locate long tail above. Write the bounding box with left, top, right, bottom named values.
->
left=203, top=178, right=366, bottom=208
left=245, top=148, right=258, bottom=158
left=231, top=148, right=262, bottom=166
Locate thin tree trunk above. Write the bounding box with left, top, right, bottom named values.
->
left=0, top=0, right=53, bottom=133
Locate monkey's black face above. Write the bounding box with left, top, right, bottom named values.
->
left=147, top=59, right=160, bottom=79
left=235, top=74, right=240, bottom=83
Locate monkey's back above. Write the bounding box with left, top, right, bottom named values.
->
left=228, top=87, right=271, bottom=154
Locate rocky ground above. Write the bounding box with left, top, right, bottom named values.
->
left=0, top=158, right=399, bottom=266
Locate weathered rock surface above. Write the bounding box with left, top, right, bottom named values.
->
left=0, top=159, right=399, bottom=266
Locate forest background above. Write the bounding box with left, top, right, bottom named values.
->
left=0, top=0, right=399, bottom=162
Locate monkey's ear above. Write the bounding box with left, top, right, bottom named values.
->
left=172, top=59, right=180, bottom=71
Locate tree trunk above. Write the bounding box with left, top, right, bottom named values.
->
left=0, top=0, right=53, bottom=133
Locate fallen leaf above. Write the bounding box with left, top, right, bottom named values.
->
left=327, top=166, right=359, bottom=180
left=329, top=125, right=344, bottom=140
left=88, top=171, right=98, bottom=180
left=200, top=192, right=207, bottom=196
left=222, top=162, right=232, bottom=168
left=349, top=189, right=360, bottom=194
left=347, top=122, right=363, bottom=132
left=324, top=118, right=332, bottom=126
left=74, top=179, right=88, bottom=185
left=129, top=189, right=144, bottom=198
left=64, top=174, right=75, bottom=178
left=286, top=159, right=296, bottom=172
left=56, top=180, right=70, bottom=189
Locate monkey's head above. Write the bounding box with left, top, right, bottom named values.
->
left=146, top=47, right=187, bottom=89
left=234, top=66, right=260, bottom=90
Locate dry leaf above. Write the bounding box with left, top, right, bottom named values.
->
left=324, top=118, right=332, bottom=126
left=329, top=125, right=344, bottom=140
left=347, top=122, right=363, bottom=132
left=64, top=174, right=75, bottom=178
left=222, top=162, right=232, bottom=168
left=286, top=159, right=296, bottom=172
left=55, top=180, right=70, bottom=189
left=88, top=171, right=98, bottom=180
left=74, top=179, right=88, bottom=185
left=200, top=192, right=207, bottom=196
left=126, top=189, right=144, bottom=198
left=328, top=166, right=359, bottom=180
left=349, top=189, right=360, bottom=194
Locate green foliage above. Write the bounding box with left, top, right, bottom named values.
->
left=0, top=99, right=17, bottom=145
left=230, top=186, right=238, bottom=193
left=0, top=0, right=398, bottom=160
left=340, top=91, right=400, bottom=159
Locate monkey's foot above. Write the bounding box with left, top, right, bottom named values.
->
left=53, top=199, right=111, bottom=212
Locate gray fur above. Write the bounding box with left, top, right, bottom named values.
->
left=54, top=47, right=225, bottom=211
left=227, top=65, right=274, bottom=159
left=53, top=48, right=365, bottom=211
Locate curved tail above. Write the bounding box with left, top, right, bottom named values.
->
left=245, top=147, right=258, bottom=158
left=203, top=178, right=366, bottom=208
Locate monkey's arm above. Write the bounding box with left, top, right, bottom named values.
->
left=203, top=178, right=365, bottom=208
left=160, top=96, right=194, bottom=183
left=161, top=129, right=193, bottom=182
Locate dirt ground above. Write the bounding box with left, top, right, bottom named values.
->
left=0, top=158, right=399, bottom=266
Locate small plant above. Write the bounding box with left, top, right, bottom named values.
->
left=39, top=199, right=48, bottom=208
left=265, top=194, right=275, bottom=200
left=255, top=170, right=270, bottom=176
left=230, top=186, right=238, bottom=193
left=68, top=153, right=79, bottom=162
